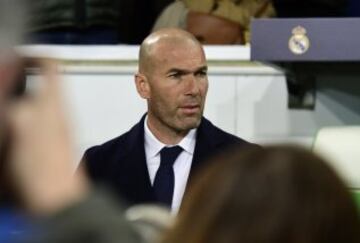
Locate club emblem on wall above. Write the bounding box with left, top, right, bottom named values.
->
left=288, top=26, right=310, bottom=55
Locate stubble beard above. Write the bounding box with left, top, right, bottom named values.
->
left=149, top=105, right=203, bottom=139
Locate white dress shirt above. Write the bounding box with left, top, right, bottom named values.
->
left=144, top=117, right=196, bottom=214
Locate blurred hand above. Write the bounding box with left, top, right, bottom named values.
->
left=7, top=59, right=89, bottom=215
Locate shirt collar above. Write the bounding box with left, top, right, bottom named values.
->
left=144, top=116, right=197, bottom=158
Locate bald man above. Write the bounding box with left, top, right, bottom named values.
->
left=82, top=28, right=255, bottom=213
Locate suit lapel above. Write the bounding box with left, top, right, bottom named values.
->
left=187, top=117, right=218, bottom=188
left=121, top=115, right=155, bottom=203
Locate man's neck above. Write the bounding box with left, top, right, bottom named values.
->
left=146, top=116, right=188, bottom=145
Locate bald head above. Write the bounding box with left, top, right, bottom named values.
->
left=138, top=28, right=203, bottom=75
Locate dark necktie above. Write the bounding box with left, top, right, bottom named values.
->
left=153, top=146, right=183, bottom=207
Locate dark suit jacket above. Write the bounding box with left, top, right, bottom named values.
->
left=82, top=115, right=254, bottom=206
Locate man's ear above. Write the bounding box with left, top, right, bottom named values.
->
left=135, top=73, right=150, bottom=99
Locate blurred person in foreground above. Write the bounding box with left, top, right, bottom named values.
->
left=81, top=27, right=256, bottom=214
left=0, top=1, right=32, bottom=240
left=0, top=53, right=144, bottom=243
left=5, top=61, right=143, bottom=243
left=0, top=1, right=145, bottom=243
left=162, top=145, right=360, bottom=243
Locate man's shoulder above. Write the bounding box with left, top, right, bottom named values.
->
left=199, top=117, right=256, bottom=147
left=81, top=118, right=145, bottom=179
left=83, top=118, right=144, bottom=163
left=84, top=132, right=130, bottom=159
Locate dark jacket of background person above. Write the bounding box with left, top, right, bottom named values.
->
left=273, top=0, right=348, bottom=17
left=28, top=0, right=173, bottom=44
left=29, top=0, right=120, bottom=32
left=162, top=146, right=360, bottom=243
left=117, top=0, right=173, bottom=44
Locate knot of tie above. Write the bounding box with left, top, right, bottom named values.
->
left=160, top=146, right=183, bottom=166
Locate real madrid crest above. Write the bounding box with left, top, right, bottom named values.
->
left=288, top=26, right=310, bottom=55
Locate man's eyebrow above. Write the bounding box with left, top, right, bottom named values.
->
left=196, top=66, right=208, bottom=72
left=167, top=66, right=208, bottom=74
left=167, top=68, right=187, bottom=74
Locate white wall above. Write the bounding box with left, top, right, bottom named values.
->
left=24, top=46, right=360, bottom=165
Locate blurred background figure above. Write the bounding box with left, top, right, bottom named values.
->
left=27, top=0, right=182, bottom=44
left=153, top=0, right=276, bottom=44
left=162, top=145, right=360, bottom=243
left=28, top=0, right=120, bottom=44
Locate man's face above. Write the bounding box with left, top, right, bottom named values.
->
left=145, top=41, right=208, bottom=134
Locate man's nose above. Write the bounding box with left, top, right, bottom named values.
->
left=184, top=74, right=200, bottom=95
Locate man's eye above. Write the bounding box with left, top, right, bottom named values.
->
left=196, top=71, right=207, bottom=77
left=169, top=73, right=182, bottom=78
